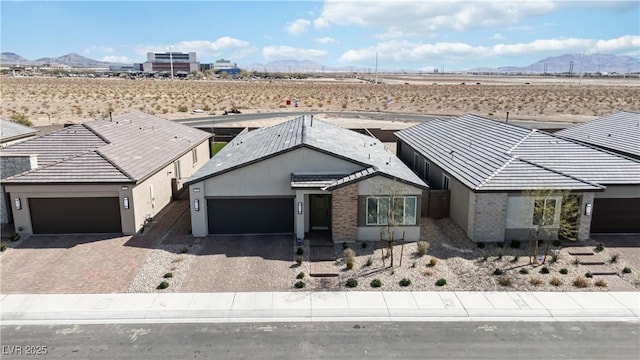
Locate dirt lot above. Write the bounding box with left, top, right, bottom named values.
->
left=2, top=76, right=639, bottom=127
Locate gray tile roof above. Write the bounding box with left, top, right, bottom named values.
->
left=395, top=114, right=640, bottom=192
left=290, top=173, right=347, bottom=188
left=0, top=119, right=38, bottom=143
left=555, top=111, right=640, bottom=158
left=2, top=112, right=211, bottom=184
left=187, top=115, right=428, bottom=190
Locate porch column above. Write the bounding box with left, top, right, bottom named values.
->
left=295, top=190, right=305, bottom=240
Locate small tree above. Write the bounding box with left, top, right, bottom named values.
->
left=10, top=113, right=32, bottom=127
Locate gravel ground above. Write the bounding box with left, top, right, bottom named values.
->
left=332, top=218, right=639, bottom=291
left=126, top=244, right=202, bottom=293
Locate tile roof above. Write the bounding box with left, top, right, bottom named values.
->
left=187, top=115, right=428, bottom=190
left=555, top=111, right=640, bottom=158
left=290, top=173, right=347, bottom=189
left=2, top=112, right=211, bottom=184
left=0, top=119, right=38, bottom=143
left=395, top=114, right=640, bottom=192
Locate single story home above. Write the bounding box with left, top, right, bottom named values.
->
left=395, top=114, right=640, bottom=242
left=185, top=115, right=428, bottom=242
left=556, top=110, right=640, bottom=160
left=1, top=119, right=38, bottom=147
left=1, top=111, right=211, bottom=235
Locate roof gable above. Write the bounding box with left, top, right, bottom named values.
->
left=0, top=119, right=38, bottom=143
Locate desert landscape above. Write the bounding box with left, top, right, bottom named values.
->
left=2, top=75, right=639, bottom=127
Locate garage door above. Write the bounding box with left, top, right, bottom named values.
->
left=208, top=198, right=294, bottom=234
left=591, top=198, right=640, bottom=233
left=29, top=197, right=122, bottom=234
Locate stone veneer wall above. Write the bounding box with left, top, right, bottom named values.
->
left=331, top=183, right=358, bottom=242
left=468, top=192, right=507, bottom=242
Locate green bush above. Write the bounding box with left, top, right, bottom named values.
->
left=294, top=281, right=305, bottom=289
left=0, top=242, right=7, bottom=252
left=511, top=255, right=519, bottom=263
left=399, top=278, right=411, bottom=287
left=552, top=240, right=562, bottom=247
left=560, top=268, right=568, bottom=275
left=296, top=255, right=303, bottom=266
left=519, top=268, right=529, bottom=275
left=365, top=256, right=373, bottom=267
left=595, top=243, right=605, bottom=252
left=622, top=267, right=632, bottom=274
left=540, top=266, right=550, bottom=274
left=509, top=240, right=521, bottom=249
left=296, top=272, right=305, bottom=279
left=493, top=268, right=504, bottom=276
left=610, top=254, right=619, bottom=263
left=157, top=281, right=169, bottom=290
left=345, top=278, right=358, bottom=288
left=9, top=233, right=20, bottom=242
left=296, top=247, right=304, bottom=256
left=163, top=272, right=173, bottom=278
left=435, top=278, right=447, bottom=286
left=585, top=271, right=593, bottom=278
left=360, top=242, right=368, bottom=249
left=180, top=247, right=188, bottom=254
left=370, top=279, right=382, bottom=288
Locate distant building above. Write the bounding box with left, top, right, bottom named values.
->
left=142, top=52, right=199, bottom=74
left=201, top=59, right=242, bottom=75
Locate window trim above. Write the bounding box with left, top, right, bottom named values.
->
left=174, top=160, right=181, bottom=179
left=442, top=174, right=450, bottom=190
left=366, top=195, right=418, bottom=226
left=192, top=148, right=198, bottom=166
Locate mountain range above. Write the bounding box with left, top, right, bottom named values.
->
left=2, top=52, right=639, bottom=74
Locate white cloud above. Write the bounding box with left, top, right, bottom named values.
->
left=313, top=17, right=330, bottom=29
left=84, top=46, right=113, bottom=54
left=263, top=46, right=328, bottom=61
left=316, top=1, right=558, bottom=34
left=490, top=33, right=505, bottom=40
left=102, top=55, right=132, bottom=64
left=338, top=35, right=640, bottom=65
left=315, top=37, right=338, bottom=45
left=134, top=37, right=253, bottom=60
left=286, top=19, right=311, bottom=35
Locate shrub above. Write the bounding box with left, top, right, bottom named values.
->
left=410, top=261, right=417, bottom=268
left=399, top=278, right=412, bottom=287
left=296, top=272, right=305, bottom=279
left=0, top=242, right=7, bottom=252
left=560, top=268, right=568, bottom=275
left=496, top=253, right=503, bottom=260
left=498, top=276, right=512, bottom=287
left=370, top=279, right=382, bottom=288
left=529, top=277, right=543, bottom=286
left=10, top=113, right=32, bottom=127
left=365, top=256, right=373, bottom=267
left=360, top=242, right=368, bottom=249
left=552, top=240, right=562, bottom=247
left=540, top=266, right=550, bottom=274
left=594, top=279, right=607, bottom=288
left=550, top=277, right=562, bottom=287
left=519, top=268, right=529, bottom=275
left=177, top=105, right=188, bottom=112
left=509, top=240, right=521, bottom=249
left=163, top=272, right=173, bottom=278
left=9, top=233, right=20, bottom=242
left=416, top=240, right=430, bottom=256
left=294, top=281, right=305, bottom=289
left=296, top=255, right=303, bottom=266
left=550, top=253, right=559, bottom=263
left=435, top=278, right=447, bottom=286
left=585, top=271, right=593, bottom=278
left=609, top=254, right=619, bottom=263
left=423, top=270, right=433, bottom=277
left=493, top=268, right=504, bottom=276
left=157, top=281, right=169, bottom=290
left=344, top=248, right=356, bottom=270
left=573, top=278, right=589, bottom=288
left=296, top=247, right=304, bottom=256
left=345, top=278, right=358, bottom=288
left=511, top=255, right=519, bottom=263
left=595, top=243, right=605, bottom=252
left=180, top=247, right=188, bottom=254
left=477, top=242, right=485, bottom=249
left=572, top=258, right=580, bottom=266
left=622, top=267, right=632, bottom=274
left=429, top=258, right=438, bottom=267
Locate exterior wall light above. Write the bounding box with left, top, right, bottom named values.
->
left=123, top=197, right=130, bottom=209
left=297, top=202, right=303, bottom=215
left=584, top=203, right=592, bottom=216
left=194, top=199, right=200, bottom=211
left=193, top=188, right=200, bottom=192
left=14, top=198, right=21, bottom=210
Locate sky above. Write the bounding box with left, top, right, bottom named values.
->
left=1, top=0, right=639, bottom=71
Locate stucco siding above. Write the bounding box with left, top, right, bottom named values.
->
left=357, top=226, right=420, bottom=242
left=595, top=185, right=640, bottom=198
left=449, top=176, right=470, bottom=231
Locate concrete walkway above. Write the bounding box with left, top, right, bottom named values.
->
left=1, top=291, right=638, bottom=325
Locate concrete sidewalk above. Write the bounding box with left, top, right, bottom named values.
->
left=1, top=291, right=638, bottom=325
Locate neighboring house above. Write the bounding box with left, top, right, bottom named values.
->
left=185, top=115, right=428, bottom=242
left=0, top=119, right=38, bottom=147
left=395, top=114, right=640, bottom=242
left=556, top=111, right=640, bottom=160
left=1, top=111, right=211, bottom=235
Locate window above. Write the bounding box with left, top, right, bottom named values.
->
left=192, top=148, right=198, bottom=166
left=423, top=160, right=430, bottom=180
left=413, top=153, right=419, bottom=173
left=174, top=160, right=181, bottom=179
left=366, top=196, right=417, bottom=226
left=442, top=174, right=450, bottom=190
left=533, top=198, right=557, bottom=226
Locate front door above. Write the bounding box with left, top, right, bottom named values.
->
left=310, top=194, right=331, bottom=230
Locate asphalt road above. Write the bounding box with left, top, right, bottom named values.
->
left=2, top=322, right=638, bottom=359
left=174, top=111, right=571, bottom=130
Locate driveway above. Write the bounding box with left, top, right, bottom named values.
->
left=0, top=234, right=150, bottom=294
left=180, top=235, right=295, bottom=292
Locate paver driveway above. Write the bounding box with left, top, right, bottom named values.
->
left=0, top=234, right=150, bottom=293
left=180, top=235, right=294, bottom=292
